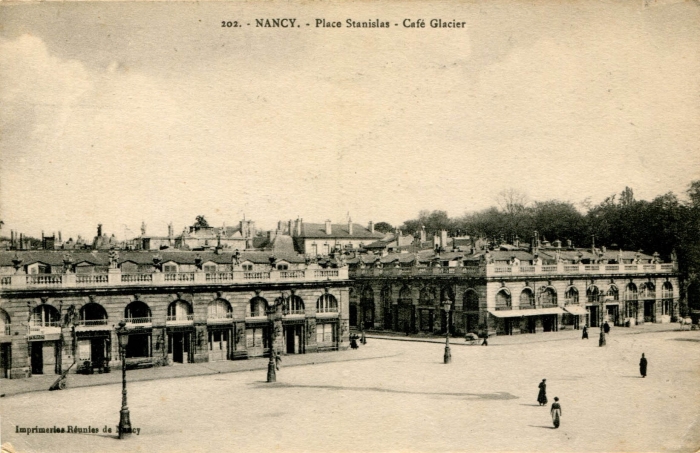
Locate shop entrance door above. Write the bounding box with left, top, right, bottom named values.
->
left=31, top=342, right=43, bottom=375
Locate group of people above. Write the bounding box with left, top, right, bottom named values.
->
left=349, top=331, right=367, bottom=349
left=537, top=379, right=562, bottom=428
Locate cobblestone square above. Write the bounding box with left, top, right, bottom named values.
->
left=2, top=327, right=699, bottom=453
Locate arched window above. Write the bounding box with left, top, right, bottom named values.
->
left=541, top=287, right=557, bottom=307
left=520, top=288, right=535, bottom=308
left=419, top=287, right=436, bottom=305
left=0, top=309, right=10, bottom=335
left=607, top=285, right=619, bottom=301
left=440, top=286, right=455, bottom=303
left=31, top=305, right=60, bottom=327
left=208, top=299, right=232, bottom=319
left=495, top=289, right=511, bottom=309
left=317, top=294, right=338, bottom=313
left=587, top=286, right=600, bottom=303
left=287, top=295, right=305, bottom=315
left=167, top=300, right=193, bottom=321
left=79, top=303, right=108, bottom=326
left=398, top=286, right=413, bottom=305
left=640, top=282, right=656, bottom=299
left=565, top=287, right=579, bottom=304
left=249, top=297, right=268, bottom=317
left=463, top=290, right=479, bottom=312
left=625, top=283, right=638, bottom=301
left=361, top=287, right=375, bottom=308
left=124, top=301, right=151, bottom=322
left=662, top=282, right=673, bottom=299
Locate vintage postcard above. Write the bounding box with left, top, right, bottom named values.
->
left=1, top=1, right=699, bottom=452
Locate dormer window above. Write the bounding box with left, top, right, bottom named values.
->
left=163, top=263, right=178, bottom=273
left=203, top=264, right=217, bottom=273
left=277, top=263, right=289, bottom=270
left=242, top=264, right=253, bottom=271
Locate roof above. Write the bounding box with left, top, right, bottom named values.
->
left=298, top=222, right=384, bottom=239
left=0, top=250, right=306, bottom=267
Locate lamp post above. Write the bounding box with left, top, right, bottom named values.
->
left=116, top=320, right=132, bottom=438
left=266, top=297, right=284, bottom=383
left=443, top=301, right=452, bottom=364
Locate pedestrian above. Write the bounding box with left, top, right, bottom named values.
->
left=482, top=333, right=488, bottom=346
left=274, top=350, right=282, bottom=371
left=599, top=328, right=606, bottom=347
left=639, top=353, right=647, bottom=378
left=360, top=330, right=367, bottom=345
left=537, top=379, right=547, bottom=406
left=582, top=324, right=588, bottom=339
left=350, top=334, right=359, bottom=349
left=550, top=397, right=562, bottom=428
left=603, top=321, right=610, bottom=334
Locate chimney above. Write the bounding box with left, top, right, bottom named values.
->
left=348, top=218, right=353, bottom=235
left=97, top=224, right=103, bottom=237
left=440, top=230, right=448, bottom=249
left=368, top=221, right=374, bottom=234
left=58, top=231, right=62, bottom=242
left=20, top=233, right=24, bottom=251
left=41, top=230, right=44, bottom=240
left=420, top=226, right=426, bottom=243
left=288, top=220, right=292, bottom=235
left=325, top=220, right=332, bottom=235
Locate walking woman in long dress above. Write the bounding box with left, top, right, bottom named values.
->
left=639, top=353, right=648, bottom=378
left=550, top=397, right=562, bottom=428
left=537, top=379, right=547, bottom=406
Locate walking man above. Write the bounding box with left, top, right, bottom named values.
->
left=603, top=321, right=610, bottom=334
left=550, top=397, right=562, bottom=428
left=599, top=328, right=606, bottom=347
left=639, top=353, right=648, bottom=378
left=582, top=324, right=588, bottom=339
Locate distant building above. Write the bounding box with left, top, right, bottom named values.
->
left=291, top=218, right=384, bottom=256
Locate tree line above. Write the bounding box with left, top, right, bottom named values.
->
left=387, top=181, right=700, bottom=283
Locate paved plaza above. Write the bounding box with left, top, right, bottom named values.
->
left=1, top=326, right=699, bottom=453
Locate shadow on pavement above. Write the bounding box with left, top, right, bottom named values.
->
left=529, top=425, right=556, bottom=430
left=253, top=382, right=518, bottom=400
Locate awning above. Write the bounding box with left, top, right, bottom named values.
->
left=489, top=307, right=565, bottom=318
left=563, top=305, right=589, bottom=316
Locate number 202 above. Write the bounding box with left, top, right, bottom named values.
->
left=221, top=21, right=239, bottom=28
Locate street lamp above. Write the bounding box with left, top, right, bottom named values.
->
left=116, top=320, right=132, bottom=438
left=443, top=301, right=452, bottom=364
left=266, top=297, right=284, bottom=383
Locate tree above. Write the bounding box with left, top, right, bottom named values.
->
left=686, top=180, right=700, bottom=207
left=373, top=222, right=394, bottom=234
left=194, top=215, right=210, bottom=229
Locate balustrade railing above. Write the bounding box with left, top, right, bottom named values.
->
left=165, top=272, right=195, bottom=282
left=76, top=274, right=109, bottom=285
left=314, top=270, right=339, bottom=278
left=123, top=317, right=152, bottom=325
left=244, top=272, right=270, bottom=280
left=280, top=270, right=305, bottom=279
left=205, top=272, right=234, bottom=282
left=122, top=273, right=153, bottom=283
left=207, top=312, right=234, bottom=320
left=27, top=275, right=62, bottom=286
left=76, top=319, right=109, bottom=326
left=166, top=314, right=194, bottom=322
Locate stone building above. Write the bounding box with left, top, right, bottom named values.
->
left=291, top=218, right=384, bottom=256
left=0, top=250, right=349, bottom=379
left=347, top=244, right=680, bottom=337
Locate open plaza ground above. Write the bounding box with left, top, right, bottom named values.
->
left=1, top=325, right=699, bottom=453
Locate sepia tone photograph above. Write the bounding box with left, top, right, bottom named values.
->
left=0, top=1, right=699, bottom=452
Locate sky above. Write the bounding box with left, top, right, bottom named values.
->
left=1, top=0, right=699, bottom=241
